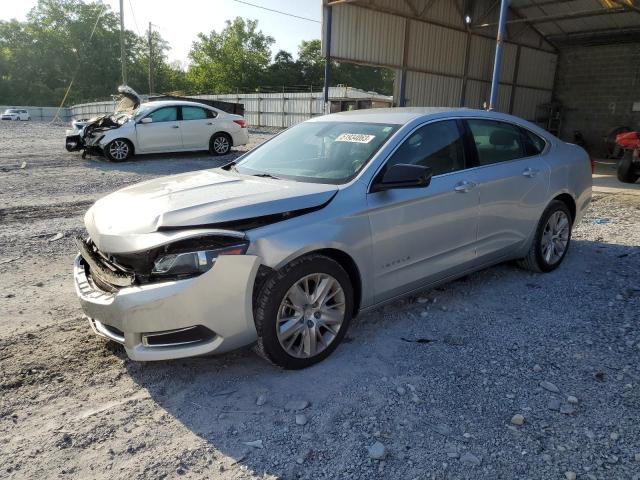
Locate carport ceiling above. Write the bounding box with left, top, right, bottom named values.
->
left=327, top=0, right=640, bottom=47
left=487, top=0, right=640, bottom=46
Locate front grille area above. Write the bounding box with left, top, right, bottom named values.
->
left=76, top=237, right=135, bottom=292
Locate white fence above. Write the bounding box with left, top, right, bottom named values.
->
left=68, top=87, right=393, bottom=127
left=70, top=100, right=117, bottom=120
left=0, top=105, right=71, bottom=122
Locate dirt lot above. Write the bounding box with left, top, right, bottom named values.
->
left=1, top=121, right=639, bottom=480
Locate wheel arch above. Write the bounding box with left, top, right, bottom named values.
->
left=551, top=192, right=576, bottom=223
left=212, top=131, right=233, bottom=146
left=256, top=247, right=363, bottom=318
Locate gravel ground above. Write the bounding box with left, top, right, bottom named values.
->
left=1, top=122, right=639, bottom=480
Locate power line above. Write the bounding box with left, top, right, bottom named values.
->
left=128, top=0, right=141, bottom=36
left=232, top=0, right=320, bottom=23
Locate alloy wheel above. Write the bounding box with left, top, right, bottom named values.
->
left=212, top=136, right=230, bottom=154
left=541, top=210, right=570, bottom=264
left=276, top=273, right=346, bottom=359
left=109, top=140, right=129, bottom=161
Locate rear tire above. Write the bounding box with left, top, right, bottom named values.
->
left=518, top=200, right=572, bottom=273
left=253, top=255, right=354, bottom=369
left=617, top=151, right=640, bottom=184
left=104, top=139, right=133, bottom=162
left=209, top=133, right=232, bottom=156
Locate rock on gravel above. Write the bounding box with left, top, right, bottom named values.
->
left=460, top=452, right=482, bottom=466
left=256, top=394, right=267, bottom=406
left=540, top=381, right=560, bottom=393
left=295, top=414, right=308, bottom=426
left=565, top=471, right=577, bottom=480
left=510, top=414, right=525, bottom=426
left=367, top=441, right=387, bottom=460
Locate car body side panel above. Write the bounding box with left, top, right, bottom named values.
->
left=366, top=171, right=479, bottom=303
left=135, top=119, right=183, bottom=153
left=473, top=155, right=551, bottom=263
left=247, top=181, right=376, bottom=308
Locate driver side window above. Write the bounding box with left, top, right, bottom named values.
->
left=384, top=120, right=466, bottom=177
left=147, top=107, right=178, bottom=123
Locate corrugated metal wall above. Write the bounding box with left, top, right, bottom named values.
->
left=325, top=0, right=557, bottom=122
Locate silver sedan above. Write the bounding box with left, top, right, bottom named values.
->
left=74, top=107, right=592, bottom=368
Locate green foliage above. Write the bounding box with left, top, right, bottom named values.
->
left=0, top=1, right=394, bottom=106
left=0, top=0, right=186, bottom=105
left=187, top=18, right=274, bottom=94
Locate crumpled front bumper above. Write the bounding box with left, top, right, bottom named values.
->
left=73, top=254, right=261, bottom=361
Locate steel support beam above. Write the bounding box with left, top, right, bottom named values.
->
left=323, top=5, right=333, bottom=105
left=475, top=6, right=628, bottom=27
left=489, top=0, right=509, bottom=111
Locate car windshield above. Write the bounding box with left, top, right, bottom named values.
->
left=235, top=121, right=398, bottom=184
left=5, top=109, right=18, bottom=114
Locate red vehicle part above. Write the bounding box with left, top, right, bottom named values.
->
left=615, top=131, right=640, bottom=150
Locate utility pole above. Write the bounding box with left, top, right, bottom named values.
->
left=119, top=0, right=127, bottom=85
left=148, top=22, right=154, bottom=95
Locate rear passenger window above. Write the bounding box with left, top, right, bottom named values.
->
left=182, top=106, right=208, bottom=120
left=467, top=119, right=528, bottom=165
left=520, top=127, right=546, bottom=156
left=383, top=120, right=466, bottom=177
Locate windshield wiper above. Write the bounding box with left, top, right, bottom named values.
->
left=252, top=173, right=282, bottom=180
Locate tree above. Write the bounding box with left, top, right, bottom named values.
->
left=0, top=0, right=191, bottom=105
left=188, top=17, right=274, bottom=94
left=297, top=39, right=324, bottom=87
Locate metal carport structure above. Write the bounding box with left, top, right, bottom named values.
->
left=321, top=0, right=640, bottom=128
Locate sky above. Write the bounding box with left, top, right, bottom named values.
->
left=0, top=0, right=322, bottom=65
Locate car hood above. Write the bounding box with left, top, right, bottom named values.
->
left=85, top=169, right=338, bottom=252
left=114, top=85, right=141, bottom=115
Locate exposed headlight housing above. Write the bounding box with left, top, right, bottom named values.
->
left=151, top=242, right=248, bottom=278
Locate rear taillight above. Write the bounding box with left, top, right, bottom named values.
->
left=233, top=119, right=247, bottom=128
left=590, top=158, right=595, bottom=174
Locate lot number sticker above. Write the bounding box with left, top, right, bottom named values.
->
left=336, top=133, right=376, bottom=144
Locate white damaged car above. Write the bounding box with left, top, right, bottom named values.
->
left=65, top=86, right=248, bottom=161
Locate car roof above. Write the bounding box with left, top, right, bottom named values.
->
left=311, top=107, right=535, bottom=127
left=143, top=100, right=216, bottom=110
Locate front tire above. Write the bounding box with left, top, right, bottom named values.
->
left=254, top=255, right=354, bottom=369
left=104, top=139, right=133, bottom=162
left=518, top=200, right=572, bottom=273
left=209, top=133, right=231, bottom=156
left=617, top=151, right=640, bottom=184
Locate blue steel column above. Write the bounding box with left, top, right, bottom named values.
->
left=489, top=0, right=509, bottom=110
left=323, top=5, right=333, bottom=105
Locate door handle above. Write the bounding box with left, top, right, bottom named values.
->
left=522, top=167, right=539, bottom=178
left=454, top=181, right=477, bottom=193
left=171, top=125, right=179, bottom=129
left=206, top=122, right=213, bottom=125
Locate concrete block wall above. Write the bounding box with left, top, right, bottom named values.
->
left=554, top=43, right=640, bottom=157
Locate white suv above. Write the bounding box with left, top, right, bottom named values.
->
left=1, top=109, right=31, bottom=121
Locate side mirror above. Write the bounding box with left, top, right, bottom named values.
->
left=372, top=164, right=432, bottom=192
left=139, top=117, right=153, bottom=124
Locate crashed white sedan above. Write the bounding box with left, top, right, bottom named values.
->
left=65, top=86, right=248, bottom=161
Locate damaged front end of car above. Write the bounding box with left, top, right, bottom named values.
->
left=65, top=85, right=141, bottom=157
